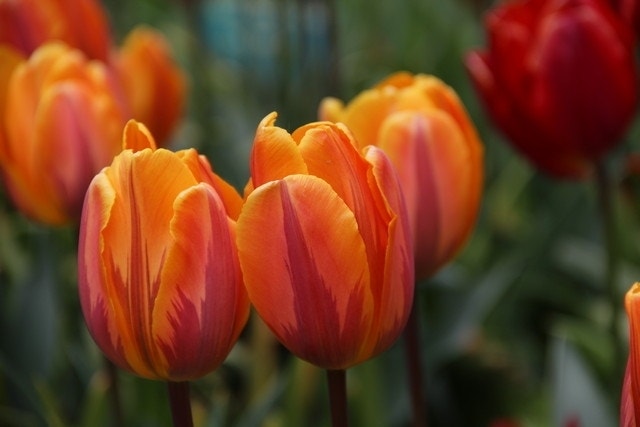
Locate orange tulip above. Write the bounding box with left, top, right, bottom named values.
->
left=623, top=282, right=640, bottom=425
left=236, top=112, right=414, bottom=370
left=78, top=120, right=249, bottom=381
left=0, top=0, right=112, bottom=61
left=319, top=72, right=483, bottom=280
left=113, top=27, right=187, bottom=146
left=0, top=42, right=126, bottom=225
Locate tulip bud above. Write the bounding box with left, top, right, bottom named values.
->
left=320, top=72, right=483, bottom=280
left=236, top=112, right=414, bottom=370
left=113, top=27, right=187, bottom=146
left=465, top=0, right=637, bottom=179
left=0, top=42, right=126, bottom=225
left=78, top=120, right=249, bottom=381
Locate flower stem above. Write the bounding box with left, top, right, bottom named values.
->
left=326, top=369, right=348, bottom=427
left=595, top=161, right=625, bottom=390
left=404, top=297, right=427, bottom=426
left=167, top=381, right=194, bottom=427
left=105, top=357, right=125, bottom=426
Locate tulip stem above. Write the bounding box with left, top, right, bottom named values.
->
left=167, top=381, right=194, bottom=427
left=404, top=297, right=427, bottom=427
left=326, top=369, right=348, bottom=427
left=105, top=357, right=125, bottom=427
left=595, top=161, right=625, bottom=390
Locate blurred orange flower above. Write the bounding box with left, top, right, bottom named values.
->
left=0, top=0, right=187, bottom=225
left=236, top=112, right=414, bottom=370
left=113, top=27, right=187, bottom=146
left=0, top=42, right=126, bottom=225
left=0, top=0, right=112, bottom=61
left=320, top=72, right=483, bottom=280
left=78, top=120, right=248, bottom=381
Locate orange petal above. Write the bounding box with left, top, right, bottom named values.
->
left=626, top=283, right=640, bottom=425
left=362, top=146, right=414, bottom=355
left=297, top=122, right=391, bottom=284
left=175, top=149, right=244, bottom=220
left=153, top=183, right=248, bottom=380
left=378, top=110, right=477, bottom=278
left=250, top=112, right=308, bottom=189
left=116, top=26, right=187, bottom=145
left=237, top=175, right=373, bottom=369
left=123, top=120, right=157, bottom=152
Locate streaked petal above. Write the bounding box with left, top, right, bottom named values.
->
left=237, top=175, right=372, bottom=369
left=378, top=110, right=475, bottom=278
left=153, top=183, right=248, bottom=380
left=362, top=146, right=414, bottom=356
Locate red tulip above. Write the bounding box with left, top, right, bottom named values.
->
left=0, top=0, right=112, bottom=61
left=320, top=72, right=483, bottom=279
left=78, top=120, right=248, bottom=380
left=236, top=112, right=414, bottom=370
left=0, top=42, right=126, bottom=225
left=609, top=0, right=640, bottom=37
left=465, top=0, right=637, bottom=179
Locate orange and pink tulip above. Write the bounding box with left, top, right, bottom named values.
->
left=78, top=121, right=249, bottom=381
left=0, top=42, right=126, bottom=225
left=236, top=112, right=414, bottom=370
left=320, top=72, right=483, bottom=280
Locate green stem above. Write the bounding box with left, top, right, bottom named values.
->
left=167, top=381, right=194, bottom=427
left=326, top=369, right=348, bottom=427
left=595, top=161, right=625, bottom=390
left=104, top=358, right=125, bottom=427
left=404, top=297, right=427, bottom=427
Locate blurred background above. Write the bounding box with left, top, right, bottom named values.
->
left=2, top=0, right=639, bottom=426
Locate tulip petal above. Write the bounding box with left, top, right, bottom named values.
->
left=626, top=283, right=640, bottom=424
left=379, top=110, right=475, bottom=278
left=96, top=149, right=203, bottom=378
left=152, top=183, right=248, bottom=380
left=176, top=149, right=244, bottom=220
left=237, top=175, right=373, bottom=369
left=250, top=112, right=308, bottom=188
left=123, top=120, right=157, bottom=152
left=362, top=146, right=414, bottom=356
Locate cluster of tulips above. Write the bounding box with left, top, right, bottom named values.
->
left=3, top=0, right=640, bottom=425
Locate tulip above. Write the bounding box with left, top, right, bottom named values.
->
left=236, top=112, right=414, bottom=370
left=0, top=0, right=112, bottom=61
left=623, top=283, right=640, bottom=426
left=465, top=0, right=637, bottom=179
left=320, top=72, right=483, bottom=280
left=0, top=42, right=127, bottom=225
left=113, top=27, right=187, bottom=146
left=609, top=0, right=640, bottom=38
left=78, top=120, right=249, bottom=381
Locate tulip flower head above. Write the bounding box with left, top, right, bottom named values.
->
left=320, top=72, right=483, bottom=280
left=465, top=0, right=637, bottom=179
left=78, top=120, right=249, bottom=381
left=0, top=42, right=126, bottom=225
left=236, top=112, right=414, bottom=370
